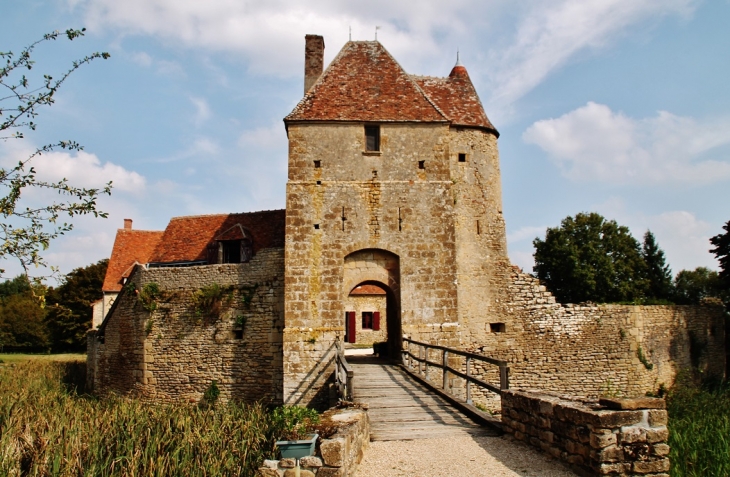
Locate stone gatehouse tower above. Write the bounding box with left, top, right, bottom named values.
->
left=282, top=36, right=510, bottom=405
left=87, top=35, right=725, bottom=408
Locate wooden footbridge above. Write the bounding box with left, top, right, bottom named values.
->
left=335, top=339, right=508, bottom=441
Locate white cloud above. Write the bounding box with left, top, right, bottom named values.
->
left=190, top=96, right=212, bottom=127
left=0, top=141, right=151, bottom=279
left=487, top=0, right=697, bottom=108
left=509, top=250, right=536, bottom=274
left=507, top=225, right=548, bottom=244
left=238, top=122, right=287, bottom=150
left=130, top=51, right=153, bottom=67
left=0, top=141, right=146, bottom=192
left=523, top=102, right=730, bottom=184
left=122, top=48, right=185, bottom=76
left=71, top=0, right=696, bottom=111
left=594, top=197, right=719, bottom=273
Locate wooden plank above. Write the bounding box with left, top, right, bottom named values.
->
left=349, top=359, right=496, bottom=441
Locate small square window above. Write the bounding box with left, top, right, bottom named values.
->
left=365, top=125, right=380, bottom=151
left=490, top=323, right=506, bottom=333
left=458, top=153, right=466, bottom=162
left=418, top=160, right=425, bottom=169
left=314, top=224, right=320, bottom=230
left=313, top=160, right=321, bottom=168
left=233, top=329, right=244, bottom=340
left=316, top=180, right=321, bottom=185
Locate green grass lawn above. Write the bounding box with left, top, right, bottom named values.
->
left=0, top=353, right=85, bottom=362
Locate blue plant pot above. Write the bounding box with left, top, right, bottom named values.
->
left=275, top=434, right=319, bottom=459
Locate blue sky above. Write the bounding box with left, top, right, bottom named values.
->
left=2, top=0, right=729, bottom=281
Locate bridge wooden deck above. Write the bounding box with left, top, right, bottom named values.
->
left=348, top=356, right=500, bottom=441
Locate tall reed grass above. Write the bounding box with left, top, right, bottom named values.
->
left=0, top=361, right=278, bottom=476
left=668, top=379, right=730, bottom=477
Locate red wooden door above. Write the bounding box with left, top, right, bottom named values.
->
left=347, top=311, right=356, bottom=343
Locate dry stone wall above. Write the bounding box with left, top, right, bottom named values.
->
left=462, top=269, right=726, bottom=410
left=502, top=390, right=670, bottom=476
left=88, top=248, right=285, bottom=403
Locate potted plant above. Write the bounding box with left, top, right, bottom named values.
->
left=272, top=406, right=320, bottom=459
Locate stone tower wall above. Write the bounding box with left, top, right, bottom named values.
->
left=284, top=122, right=485, bottom=406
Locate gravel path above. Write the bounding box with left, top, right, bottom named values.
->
left=354, top=435, right=578, bottom=477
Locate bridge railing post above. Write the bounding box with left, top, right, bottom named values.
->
left=442, top=349, right=449, bottom=391
left=466, top=356, right=472, bottom=404
left=418, top=344, right=423, bottom=376
left=424, top=345, right=429, bottom=381
left=500, top=364, right=509, bottom=391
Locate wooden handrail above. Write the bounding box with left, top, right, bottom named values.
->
left=335, top=338, right=354, bottom=401
left=402, top=337, right=509, bottom=402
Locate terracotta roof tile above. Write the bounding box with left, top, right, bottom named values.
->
left=350, top=284, right=387, bottom=295
left=149, top=209, right=285, bottom=264
left=285, top=40, right=497, bottom=134
left=102, top=229, right=164, bottom=292
left=285, top=41, right=447, bottom=123
left=412, top=65, right=498, bottom=134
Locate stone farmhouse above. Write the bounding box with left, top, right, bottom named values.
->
left=87, top=36, right=725, bottom=408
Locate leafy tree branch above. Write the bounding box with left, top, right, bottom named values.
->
left=0, top=29, right=111, bottom=280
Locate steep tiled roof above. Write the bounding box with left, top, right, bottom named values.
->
left=413, top=64, right=498, bottom=135
left=285, top=41, right=497, bottom=134
left=285, top=41, right=447, bottom=123
left=148, top=210, right=285, bottom=264
left=102, top=229, right=164, bottom=292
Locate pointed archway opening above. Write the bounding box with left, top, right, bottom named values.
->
left=343, top=249, right=401, bottom=360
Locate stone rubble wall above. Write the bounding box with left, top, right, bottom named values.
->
left=461, top=269, right=725, bottom=410
left=88, top=248, right=285, bottom=403
left=259, top=407, right=370, bottom=477
left=502, top=390, right=670, bottom=476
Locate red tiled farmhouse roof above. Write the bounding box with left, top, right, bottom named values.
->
left=285, top=41, right=497, bottom=134
left=148, top=209, right=285, bottom=264
left=102, top=229, right=164, bottom=292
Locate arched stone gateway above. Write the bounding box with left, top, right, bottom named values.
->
left=343, top=249, right=401, bottom=357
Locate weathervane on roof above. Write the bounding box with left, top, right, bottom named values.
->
left=349, top=26, right=352, bottom=41
left=456, top=48, right=463, bottom=67
left=375, top=26, right=381, bottom=41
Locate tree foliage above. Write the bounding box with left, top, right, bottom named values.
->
left=710, top=220, right=730, bottom=290
left=533, top=212, right=649, bottom=303
left=45, top=258, right=107, bottom=352
left=1, top=29, right=111, bottom=279
left=0, top=276, right=47, bottom=351
left=642, top=230, right=673, bottom=301
left=673, top=267, right=724, bottom=305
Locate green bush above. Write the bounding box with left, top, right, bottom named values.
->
left=270, top=405, right=320, bottom=441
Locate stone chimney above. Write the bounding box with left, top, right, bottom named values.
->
left=124, top=218, right=132, bottom=230
left=304, top=34, right=325, bottom=94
